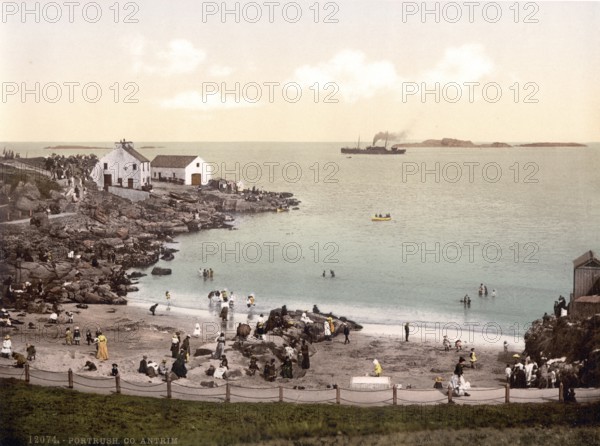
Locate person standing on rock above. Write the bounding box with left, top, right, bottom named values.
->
left=301, top=340, right=310, bottom=369
left=73, top=327, right=81, bottom=345
left=213, top=332, right=226, bottom=359
left=404, top=322, right=410, bottom=342
left=165, top=291, right=171, bottom=311
left=65, top=328, right=73, bottom=345
left=96, top=332, right=109, bottom=361
left=86, top=329, right=93, bottom=346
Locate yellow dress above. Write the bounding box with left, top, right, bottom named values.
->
left=374, top=363, right=382, bottom=377
left=96, top=335, right=109, bottom=360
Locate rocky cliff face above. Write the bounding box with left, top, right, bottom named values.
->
left=524, top=314, right=600, bottom=386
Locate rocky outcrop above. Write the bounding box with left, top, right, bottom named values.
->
left=524, top=314, right=600, bottom=386
left=151, top=267, right=172, bottom=276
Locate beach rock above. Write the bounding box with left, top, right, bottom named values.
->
left=151, top=267, right=171, bottom=276
left=194, top=348, right=213, bottom=357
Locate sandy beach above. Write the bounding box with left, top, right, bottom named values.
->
left=0, top=302, right=514, bottom=392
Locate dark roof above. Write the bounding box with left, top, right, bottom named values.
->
left=151, top=155, right=199, bottom=168
left=573, top=251, right=600, bottom=269
left=122, top=146, right=150, bottom=163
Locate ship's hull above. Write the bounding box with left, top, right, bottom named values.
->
left=341, top=147, right=406, bottom=154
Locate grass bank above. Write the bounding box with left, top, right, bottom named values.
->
left=1, top=379, right=599, bottom=446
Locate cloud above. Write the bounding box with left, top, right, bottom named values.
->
left=132, top=39, right=206, bottom=76
left=160, top=90, right=258, bottom=111
left=208, top=65, right=234, bottom=77
left=291, top=45, right=494, bottom=103
left=423, top=44, right=493, bottom=83
left=293, top=50, right=401, bottom=103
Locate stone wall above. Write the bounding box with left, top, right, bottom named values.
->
left=107, top=186, right=149, bottom=202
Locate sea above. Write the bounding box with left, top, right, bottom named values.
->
left=5, top=141, right=600, bottom=349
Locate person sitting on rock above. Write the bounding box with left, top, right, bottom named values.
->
left=158, top=359, right=168, bottom=376
left=49, top=312, right=58, bottom=324
left=247, top=356, right=259, bottom=376
left=147, top=360, right=159, bottom=378
left=264, top=358, right=277, bottom=382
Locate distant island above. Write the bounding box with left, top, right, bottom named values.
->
left=44, top=145, right=163, bottom=150
left=516, top=142, right=587, bottom=147
left=392, top=138, right=587, bottom=149
left=44, top=145, right=110, bottom=150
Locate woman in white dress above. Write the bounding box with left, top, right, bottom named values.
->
left=193, top=323, right=201, bottom=338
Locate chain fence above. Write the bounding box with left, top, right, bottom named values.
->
left=1, top=364, right=599, bottom=407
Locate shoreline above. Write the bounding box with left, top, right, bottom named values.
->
left=127, top=297, right=524, bottom=352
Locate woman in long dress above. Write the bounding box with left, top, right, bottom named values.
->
left=170, top=333, right=180, bottom=358
left=300, top=340, right=310, bottom=369
left=213, top=333, right=226, bottom=359
left=96, top=332, right=109, bottom=361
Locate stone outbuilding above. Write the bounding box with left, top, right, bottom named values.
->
left=150, top=155, right=211, bottom=186
left=570, top=250, right=600, bottom=318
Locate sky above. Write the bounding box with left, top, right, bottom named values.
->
left=1, top=0, right=599, bottom=142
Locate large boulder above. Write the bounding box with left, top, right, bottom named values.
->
left=151, top=267, right=172, bottom=276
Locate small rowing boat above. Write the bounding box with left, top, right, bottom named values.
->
left=372, top=215, right=392, bottom=222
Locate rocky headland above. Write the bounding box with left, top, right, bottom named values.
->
left=0, top=155, right=300, bottom=314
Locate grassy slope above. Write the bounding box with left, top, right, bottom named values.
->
left=1, top=379, right=599, bottom=446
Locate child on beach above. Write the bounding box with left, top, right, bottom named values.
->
left=373, top=359, right=382, bottom=377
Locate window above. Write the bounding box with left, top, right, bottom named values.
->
left=103, top=163, right=108, bottom=170
left=133, top=164, right=137, bottom=171
left=196, top=163, right=200, bottom=167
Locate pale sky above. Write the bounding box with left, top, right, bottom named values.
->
left=1, top=1, right=599, bottom=142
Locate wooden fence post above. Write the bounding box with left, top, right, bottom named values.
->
left=279, top=386, right=283, bottom=403
left=393, top=385, right=397, bottom=405
left=505, top=383, right=510, bottom=403
left=114, top=374, right=121, bottom=394
left=24, top=363, right=30, bottom=383
left=68, top=369, right=73, bottom=389
left=225, top=383, right=230, bottom=403
left=447, top=385, right=453, bottom=404
left=336, top=386, right=340, bottom=404
left=166, top=373, right=172, bottom=399
left=559, top=382, right=564, bottom=402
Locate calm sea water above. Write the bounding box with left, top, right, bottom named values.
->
left=6, top=141, right=600, bottom=345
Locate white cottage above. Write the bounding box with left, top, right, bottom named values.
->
left=150, top=155, right=211, bottom=186
left=93, top=140, right=151, bottom=190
